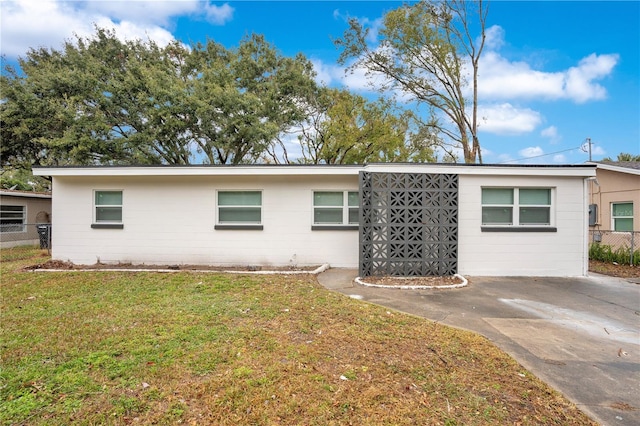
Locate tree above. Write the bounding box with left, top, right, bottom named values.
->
left=188, top=34, right=317, bottom=164
left=298, top=88, right=435, bottom=164
left=335, top=0, right=488, bottom=163
left=1, top=28, right=193, bottom=167
left=602, top=153, right=640, bottom=162
left=1, top=29, right=318, bottom=168
left=0, top=168, right=50, bottom=192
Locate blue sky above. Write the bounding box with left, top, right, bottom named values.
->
left=1, top=1, right=638, bottom=164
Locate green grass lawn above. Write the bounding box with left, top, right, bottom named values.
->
left=1, top=246, right=595, bottom=425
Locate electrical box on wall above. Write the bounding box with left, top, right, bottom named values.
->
left=588, top=204, right=598, bottom=226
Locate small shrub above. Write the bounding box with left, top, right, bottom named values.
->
left=589, top=242, right=640, bottom=266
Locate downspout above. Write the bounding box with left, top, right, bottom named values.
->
left=583, top=177, right=592, bottom=276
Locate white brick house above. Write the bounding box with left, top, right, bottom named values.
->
left=34, top=163, right=596, bottom=276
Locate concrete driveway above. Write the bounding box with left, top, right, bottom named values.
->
left=317, top=270, right=640, bottom=426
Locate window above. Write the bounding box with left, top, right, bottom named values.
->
left=312, top=191, right=359, bottom=229
left=0, top=205, right=26, bottom=233
left=93, top=190, right=123, bottom=228
left=216, top=191, right=262, bottom=229
left=481, top=187, right=554, bottom=231
left=612, top=202, right=633, bottom=231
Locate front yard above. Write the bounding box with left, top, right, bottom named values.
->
left=1, top=247, right=595, bottom=425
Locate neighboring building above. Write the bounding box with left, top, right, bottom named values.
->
left=587, top=161, right=640, bottom=232
left=0, top=189, right=52, bottom=248
left=33, top=163, right=596, bottom=277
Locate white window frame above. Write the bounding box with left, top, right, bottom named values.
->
left=215, top=190, right=263, bottom=230
left=92, top=190, right=123, bottom=229
left=481, top=187, right=555, bottom=231
left=312, top=190, right=359, bottom=230
left=611, top=202, right=633, bottom=232
left=0, top=204, right=26, bottom=233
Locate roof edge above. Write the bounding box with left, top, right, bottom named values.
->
left=33, top=163, right=596, bottom=178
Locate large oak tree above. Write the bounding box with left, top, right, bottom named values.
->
left=1, top=29, right=317, bottom=168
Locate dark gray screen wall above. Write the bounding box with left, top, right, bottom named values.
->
left=359, top=172, right=459, bottom=277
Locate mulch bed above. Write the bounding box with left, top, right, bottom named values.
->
left=359, top=275, right=464, bottom=287
left=23, top=260, right=320, bottom=272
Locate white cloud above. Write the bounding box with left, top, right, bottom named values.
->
left=519, top=146, right=544, bottom=159
left=564, top=53, right=618, bottom=103
left=0, top=0, right=233, bottom=58
left=552, top=154, right=566, bottom=163
left=93, top=18, right=176, bottom=47
left=478, top=51, right=565, bottom=100
left=483, top=25, right=505, bottom=51
left=204, top=3, right=234, bottom=25
left=477, top=103, right=542, bottom=135
left=478, top=33, right=619, bottom=104
left=82, top=0, right=200, bottom=25
left=541, top=126, right=561, bottom=144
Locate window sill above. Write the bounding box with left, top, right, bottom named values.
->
left=215, top=224, right=263, bottom=230
left=312, top=225, right=359, bottom=231
left=91, top=223, right=124, bottom=229
left=481, top=226, right=557, bottom=233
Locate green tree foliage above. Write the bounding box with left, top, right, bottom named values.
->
left=0, top=169, right=50, bottom=192
left=1, top=29, right=317, bottom=167
left=336, top=0, right=488, bottom=163
left=277, top=88, right=436, bottom=164
left=188, top=35, right=317, bottom=164
left=602, top=153, right=640, bottom=162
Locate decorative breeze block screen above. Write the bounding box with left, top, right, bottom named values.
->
left=359, top=172, right=459, bottom=277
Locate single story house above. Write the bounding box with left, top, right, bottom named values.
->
left=33, top=163, right=596, bottom=276
left=0, top=189, right=52, bottom=248
left=587, top=161, right=639, bottom=232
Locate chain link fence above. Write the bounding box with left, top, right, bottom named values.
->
left=0, top=223, right=51, bottom=252
left=589, top=230, right=639, bottom=266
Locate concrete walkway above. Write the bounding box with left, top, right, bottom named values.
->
left=317, top=269, right=640, bottom=426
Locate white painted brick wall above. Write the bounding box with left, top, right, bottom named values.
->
left=458, top=175, right=588, bottom=276
left=51, top=175, right=360, bottom=267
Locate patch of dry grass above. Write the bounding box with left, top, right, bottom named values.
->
left=1, top=247, right=596, bottom=425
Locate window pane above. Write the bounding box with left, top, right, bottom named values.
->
left=218, top=191, right=261, bottom=206
left=1, top=205, right=24, bottom=212
left=348, top=208, right=359, bottom=224
left=520, top=207, right=550, bottom=225
left=96, top=191, right=122, bottom=206
left=1, top=212, right=24, bottom=219
left=482, top=207, right=513, bottom=225
left=314, top=208, right=343, bottom=224
left=314, top=192, right=343, bottom=207
left=482, top=188, right=513, bottom=204
left=612, top=203, right=633, bottom=217
left=219, top=207, right=261, bottom=223
left=96, top=207, right=122, bottom=222
left=614, top=218, right=633, bottom=232
left=348, top=192, right=359, bottom=207
left=1, top=219, right=23, bottom=224
left=520, top=189, right=551, bottom=205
